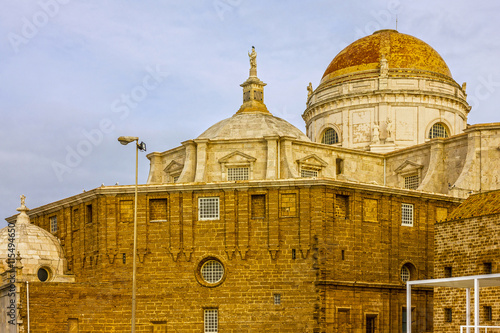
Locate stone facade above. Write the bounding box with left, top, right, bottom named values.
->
left=434, top=190, right=500, bottom=333
left=5, top=180, right=460, bottom=332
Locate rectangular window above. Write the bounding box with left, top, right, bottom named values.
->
left=366, top=314, right=377, bottom=333
left=199, top=197, right=220, bottom=220
left=120, top=200, right=134, bottom=223
left=401, top=204, right=414, bottom=226
left=227, top=167, right=249, bottom=181
left=444, top=266, right=452, bottom=278
left=149, top=198, right=168, bottom=222
left=251, top=194, right=266, bottom=219
left=204, top=309, right=218, bottom=333
left=445, top=308, right=452, bottom=322
left=50, top=216, right=57, bottom=233
left=485, top=306, right=493, bottom=321
left=300, top=168, right=318, bottom=178
left=86, top=204, right=93, bottom=224
left=274, top=293, right=281, bottom=305
left=404, top=175, right=419, bottom=190
left=484, top=262, right=493, bottom=274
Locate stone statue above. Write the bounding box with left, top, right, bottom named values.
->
left=462, top=82, right=467, bottom=93
left=20, top=194, right=26, bottom=207
left=307, top=82, right=313, bottom=98
left=372, top=124, right=380, bottom=144
left=248, top=46, right=257, bottom=70
left=380, top=54, right=388, bottom=75
left=386, top=118, right=393, bottom=138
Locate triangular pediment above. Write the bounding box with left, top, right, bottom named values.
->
left=218, top=151, right=256, bottom=164
left=296, top=154, right=328, bottom=168
left=394, top=160, right=424, bottom=174
left=164, top=160, right=184, bottom=173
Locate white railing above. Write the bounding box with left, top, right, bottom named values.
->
left=460, top=326, right=500, bottom=333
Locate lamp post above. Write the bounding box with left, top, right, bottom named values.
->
left=118, top=136, right=146, bottom=333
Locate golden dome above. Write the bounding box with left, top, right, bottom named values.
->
left=321, top=29, right=452, bottom=82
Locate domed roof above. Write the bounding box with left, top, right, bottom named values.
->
left=0, top=196, right=70, bottom=282
left=197, top=112, right=310, bottom=142
left=322, top=29, right=452, bottom=82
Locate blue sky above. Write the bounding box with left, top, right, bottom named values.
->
left=1, top=0, right=499, bottom=223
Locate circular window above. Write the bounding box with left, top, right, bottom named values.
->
left=37, top=267, right=50, bottom=282
left=401, top=265, right=410, bottom=282
left=201, top=260, right=224, bottom=284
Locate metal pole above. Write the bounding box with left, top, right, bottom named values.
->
left=26, top=281, right=30, bottom=333
left=466, top=288, right=470, bottom=333
left=407, top=283, right=411, bottom=333
left=474, top=279, right=479, bottom=333
left=131, top=140, right=138, bottom=333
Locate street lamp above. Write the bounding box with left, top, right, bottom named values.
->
left=117, top=136, right=146, bottom=333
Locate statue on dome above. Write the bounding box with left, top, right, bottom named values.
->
left=20, top=194, right=26, bottom=207
left=380, top=54, right=388, bottom=76
left=248, top=46, right=257, bottom=70
left=462, top=82, right=467, bottom=94
left=307, top=82, right=313, bottom=98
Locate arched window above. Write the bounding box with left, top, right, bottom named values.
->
left=429, top=123, right=449, bottom=139
left=321, top=128, right=339, bottom=145
left=401, top=266, right=410, bottom=282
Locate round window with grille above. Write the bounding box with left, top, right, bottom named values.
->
left=196, top=258, right=226, bottom=287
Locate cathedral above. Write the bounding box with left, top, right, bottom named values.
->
left=1, top=29, right=499, bottom=332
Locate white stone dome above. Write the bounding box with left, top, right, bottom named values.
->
left=0, top=198, right=71, bottom=282
left=197, top=112, right=310, bottom=142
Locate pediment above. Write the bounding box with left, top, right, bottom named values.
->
left=394, top=160, right=424, bottom=174
left=164, top=160, right=184, bottom=173
left=296, top=154, right=328, bottom=169
left=218, top=151, right=256, bottom=164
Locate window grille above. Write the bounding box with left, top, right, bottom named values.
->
left=227, top=167, right=249, bottom=181
left=401, top=266, right=410, bottom=282
left=173, top=175, right=179, bottom=182
left=401, top=204, right=414, bottom=226
left=429, top=123, right=449, bottom=139
left=322, top=128, right=339, bottom=145
left=201, top=260, right=224, bottom=284
left=204, top=309, right=218, bottom=333
left=301, top=169, right=318, bottom=178
left=274, top=294, right=281, bottom=305
left=50, top=216, right=57, bottom=233
left=404, top=175, right=419, bottom=190
left=199, top=197, right=220, bottom=220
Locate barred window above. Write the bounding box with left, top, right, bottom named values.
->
left=274, top=294, right=281, bottom=305
left=401, top=266, right=410, bottom=282
left=199, top=197, right=220, bottom=220
left=322, top=128, right=339, bottom=145
left=485, top=306, right=493, bottom=321
left=301, top=169, right=318, bottom=178
left=401, top=204, right=414, bottom=226
left=201, top=260, right=224, bottom=284
left=50, top=216, right=57, bottom=233
left=429, top=123, right=449, bottom=139
left=404, top=175, right=419, bottom=190
left=228, top=167, right=249, bottom=181
left=204, top=309, right=218, bottom=333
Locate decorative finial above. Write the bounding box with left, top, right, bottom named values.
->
left=248, top=46, right=257, bottom=76
left=15, top=194, right=30, bottom=224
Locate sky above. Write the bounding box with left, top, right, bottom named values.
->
left=1, top=0, right=499, bottom=224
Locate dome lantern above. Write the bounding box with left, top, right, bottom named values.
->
left=237, top=46, right=270, bottom=114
